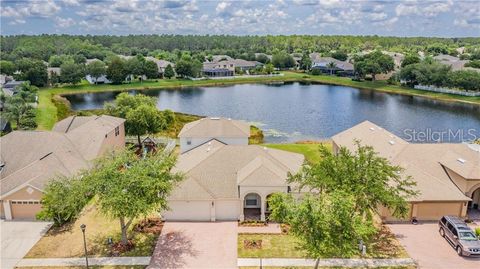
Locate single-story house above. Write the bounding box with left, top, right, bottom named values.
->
left=86, top=74, right=111, bottom=84
left=145, top=56, right=174, bottom=76
left=1, top=80, right=26, bottom=96
left=0, top=115, right=125, bottom=220
left=210, top=55, right=233, bottom=62
left=433, top=54, right=478, bottom=72
left=231, top=59, right=263, bottom=71
left=178, top=117, right=250, bottom=153
left=332, top=121, right=480, bottom=222
left=163, top=118, right=305, bottom=221
left=310, top=55, right=354, bottom=76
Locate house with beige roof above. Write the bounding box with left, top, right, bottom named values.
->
left=178, top=117, right=250, bottom=153
left=332, top=121, right=480, bottom=222
left=163, top=118, right=304, bottom=221
left=0, top=115, right=125, bottom=220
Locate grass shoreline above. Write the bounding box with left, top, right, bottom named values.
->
left=36, top=71, right=480, bottom=130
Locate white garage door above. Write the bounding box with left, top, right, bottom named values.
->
left=216, top=200, right=240, bottom=220
left=163, top=201, right=211, bottom=221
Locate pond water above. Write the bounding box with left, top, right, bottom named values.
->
left=65, top=82, right=480, bottom=143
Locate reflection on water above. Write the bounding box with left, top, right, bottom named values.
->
left=65, top=83, right=480, bottom=143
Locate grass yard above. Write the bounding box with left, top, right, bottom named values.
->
left=264, top=142, right=331, bottom=164
left=238, top=226, right=409, bottom=260
left=238, top=233, right=307, bottom=258
left=25, top=203, right=159, bottom=258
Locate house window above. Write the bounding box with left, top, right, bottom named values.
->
left=115, top=126, right=120, bottom=136
left=245, top=194, right=259, bottom=206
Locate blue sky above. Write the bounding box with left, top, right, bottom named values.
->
left=1, top=0, right=479, bottom=37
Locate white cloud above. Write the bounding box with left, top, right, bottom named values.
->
left=56, top=17, right=76, bottom=28
left=216, top=2, right=230, bottom=13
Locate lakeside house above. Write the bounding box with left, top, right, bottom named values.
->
left=310, top=54, right=354, bottom=76
left=0, top=115, right=125, bottom=220
left=202, top=58, right=262, bottom=77
left=332, top=121, right=480, bottom=222
left=163, top=117, right=305, bottom=221
left=433, top=54, right=474, bottom=71
left=1, top=80, right=27, bottom=96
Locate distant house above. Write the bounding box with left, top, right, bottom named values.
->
left=202, top=61, right=235, bottom=77
left=310, top=55, right=354, bottom=76
left=47, top=67, right=61, bottom=78
left=0, top=74, right=13, bottom=85
left=145, top=56, right=175, bottom=76
left=231, top=59, right=262, bottom=71
left=0, top=117, right=11, bottom=133
left=178, top=117, right=250, bottom=153
left=1, top=81, right=26, bottom=96
left=0, top=115, right=125, bottom=220
left=211, top=55, right=233, bottom=62
left=434, top=54, right=473, bottom=71
left=85, top=74, right=112, bottom=84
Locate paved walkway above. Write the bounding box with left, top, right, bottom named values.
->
left=237, top=223, right=282, bottom=234
left=1, top=220, right=52, bottom=269
left=16, top=257, right=151, bottom=267
left=238, top=258, right=416, bottom=267
left=148, top=221, right=237, bottom=269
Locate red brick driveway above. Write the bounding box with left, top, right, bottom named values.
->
left=148, top=222, right=237, bottom=269
left=389, top=223, right=480, bottom=269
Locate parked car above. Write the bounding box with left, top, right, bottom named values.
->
left=439, top=216, right=480, bottom=257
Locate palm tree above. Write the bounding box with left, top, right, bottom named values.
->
left=326, top=61, right=337, bottom=75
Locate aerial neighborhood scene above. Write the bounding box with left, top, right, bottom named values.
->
left=1, top=1, right=480, bottom=269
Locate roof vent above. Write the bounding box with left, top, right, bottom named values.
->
left=0, top=162, right=5, bottom=172
left=228, top=118, right=231, bottom=121
left=389, top=140, right=395, bottom=145
left=210, top=117, right=220, bottom=120
left=263, top=147, right=268, bottom=151
left=369, top=127, right=375, bottom=131
left=208, top=141, right=212, bottom=146
left=457, top=158, right=466, bottom=164
left=207, top=147, right=211, bottom=152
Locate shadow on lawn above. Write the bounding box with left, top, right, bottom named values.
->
left=147, top=231, right=198, bottom=269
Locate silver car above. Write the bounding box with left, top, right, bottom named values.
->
left=439, top=216, right=480, bottom=257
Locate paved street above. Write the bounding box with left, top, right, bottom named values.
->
left=1, top=220, right=52, bottom=269
left=389, top=223, right=480, bottom=269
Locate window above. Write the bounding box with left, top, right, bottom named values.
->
left=115, top=126, right=120, bottom=136
left=245, top=194, right=259, bottom=206
left=246, top=199, right=257, bottom=206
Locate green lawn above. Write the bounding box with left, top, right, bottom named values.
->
left=35, top=71, right=479, bottom=130
left=264, top=142, right=331, bottom=164
left=238, top=234, right=307, bottom=258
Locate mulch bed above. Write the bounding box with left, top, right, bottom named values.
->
left=244, top=239, right=262, bottom=249
left=110, top=240, right=135, bottom=256
left=133, top=218, right=164, bottom=234
left=239, top=221, right=267, bottom=227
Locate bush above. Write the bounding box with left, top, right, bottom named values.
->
left=310, top=68, right=321, bottom=75
left=476, top=227, right=480, bottom=237
left=52, top=95, right=72, bottom=121
left=37, top=175, right=94, bottom=226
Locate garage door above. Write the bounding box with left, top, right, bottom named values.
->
left=11, top=200, right=42, bottom=220
left=216, top=200, right=240, bottom=220
left=163, top=201, right=211, bottom=221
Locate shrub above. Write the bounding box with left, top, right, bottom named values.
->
left=52, top=95, right=72, bottom=121
left=37, top=175, right=94, bottom=226
left=310, top=68, right=321, bottom=75
left=476, top=227, right=480, bottom=237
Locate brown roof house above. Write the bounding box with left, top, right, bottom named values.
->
left=163, top=118, right=304, bottom=221
left=0, top=115, right=125, bottom=220
left=332, top=121, right=480, bottom=222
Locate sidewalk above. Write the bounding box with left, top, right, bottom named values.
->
left=16, top=257, right=151, bottom=267
left=238, top=258, right=416, bottom=267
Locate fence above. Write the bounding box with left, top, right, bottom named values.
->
left=414, top=85, right=480, bottom=97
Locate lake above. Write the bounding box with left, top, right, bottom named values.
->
left=65, top=82, right=480, bottom=143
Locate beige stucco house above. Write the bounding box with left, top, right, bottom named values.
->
left=332, top=121, right=480, bottom=222
left=0, top=115, right=125, bottom=220
left=178, top=117, right=250, bottom=153
left=163, top=118, right=304, bottom=221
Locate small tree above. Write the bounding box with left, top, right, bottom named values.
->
left=164, top=64, right=175, bottom=79
left=326, top=61, right=337, bottom=75
left=0, top=60, right=16, bottom=75
left=60, top=62, right=85, bottom=85
left=126, top=104, right=166, bottom=145
left=264, top=63, right=274, bottom=74
left=299, top=53, right=312, bottom=71
left=86, top=60, right=106, bottom=84
left=86, top=149, right=182, bottom=245
left=106, top=57, right=128, bottom=84
left=144, top=60, right=159, bottom=79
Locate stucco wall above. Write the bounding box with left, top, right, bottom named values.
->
left=380, top=202, right=467, bottom=222
left=3, top=186, right=43, bottom=200
left=180, top=137, right=248, bottom=153
left=215, top=200, right=241, bottom=220
left=99, top=123, right=125, bottom=155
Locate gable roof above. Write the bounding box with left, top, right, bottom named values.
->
left=169, top=141, right=304, bottom=200
left=0, top=115, right=125, bottom=198
left=332, top=121, right=475, bottom=202
left=178, top=117, right=250, bottom=138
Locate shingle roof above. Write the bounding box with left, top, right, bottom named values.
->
left=332, top=121, right=476, bottom=202
left=178, top=117, right=250, bottom=138
left=0, top=115, right=124, bottom=197
left=169, top=141, right=304, bottom=200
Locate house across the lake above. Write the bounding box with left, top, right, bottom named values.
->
left=332, top=121, right=480, bottom=222
left=163, top=117, right=305, bottom=221
left=310, top=54, right=354, bottom=76
left=0, top=115, right=125, bottom=220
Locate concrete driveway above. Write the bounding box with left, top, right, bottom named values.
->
left=389, top=223, right=480, bottom=269
left=148, top=222, right=237, bottom=269
left=1, top=220, right=52, bottom=269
